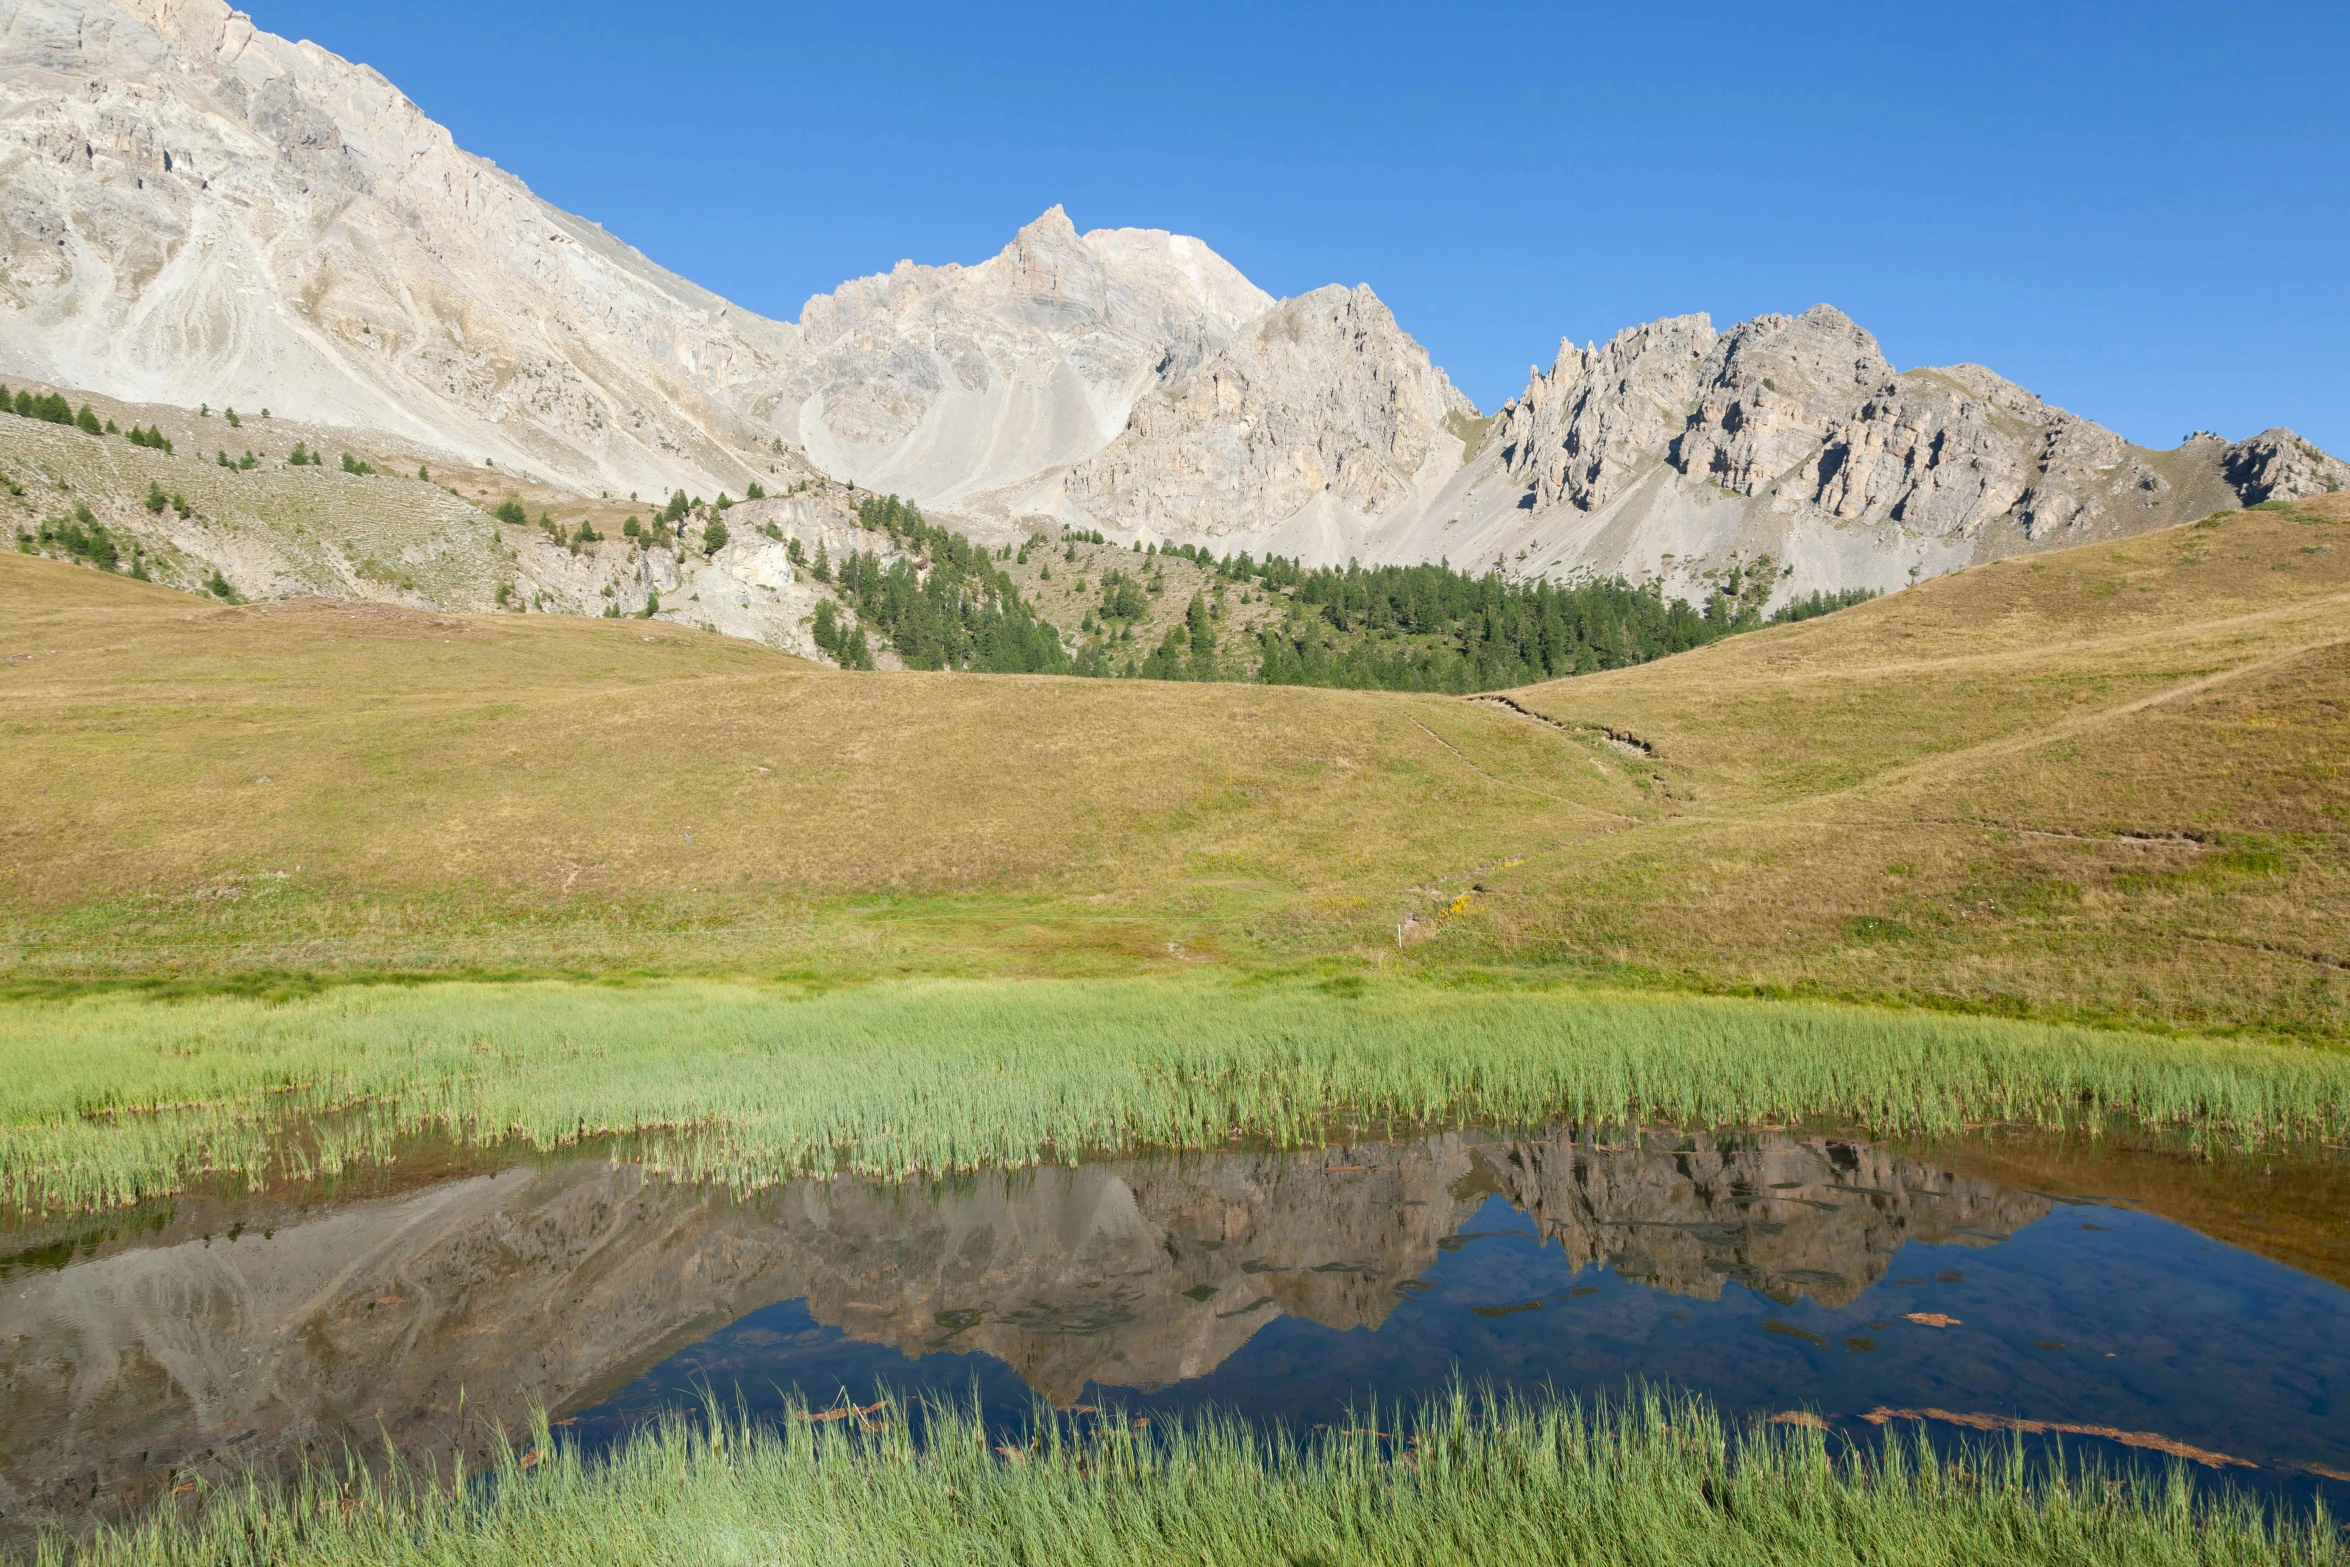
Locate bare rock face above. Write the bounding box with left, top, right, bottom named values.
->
left=770, top=206, right=1271, bottom=508
left=2222, top=426, right=2350, bottom=504
left=0, top=0, right=800, bottom=499
left=1498, top=306, right=2180, bottom=549
left=1033, top=284, right=1475, bottom=552
left=1505, top=313, right=1716, bottom=513
left=1429, top=304, right=2338, bottom=604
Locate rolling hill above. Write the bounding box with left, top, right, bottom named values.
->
left=4, top=493, right=2343, bottom=1037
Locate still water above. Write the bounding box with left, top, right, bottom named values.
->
left=3, top=1126, right=2346, bottom=1541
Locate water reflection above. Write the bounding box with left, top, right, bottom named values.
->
left=1, top=1127, right=2343, bottom=1544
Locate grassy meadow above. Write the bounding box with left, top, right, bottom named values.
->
left=49, top=1391, right=2345, bottom=1567
left=4, top=498, right=2346, bottom=1039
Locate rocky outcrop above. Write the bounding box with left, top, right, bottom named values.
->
left=1354, top=305, right=2346, bottom=604
left=1028, top=285, right=1476, bottom=556
left=2222, top=426, right=2350, bottom=504
left=1510, top=313, right=1716, bottom=514
left=1494, top=306, right=2186, bottom=550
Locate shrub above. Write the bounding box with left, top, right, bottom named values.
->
left=224, top=407, right=240, bottom=428
left=206, top=568, right=232, bottom=599
left=144, top=481, right=167, bottom=514
left=340, top=452, right=374, bottom=475
left=492, top=500, right=528, bottom=527
left=703, top=516, right=729, bottom=553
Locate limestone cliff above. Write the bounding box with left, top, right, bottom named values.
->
left=1335, top=306, right=2349, bottom=603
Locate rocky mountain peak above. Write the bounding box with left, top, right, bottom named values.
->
left=776, top=207, right=1271, bottom=505
left=1034, top=280, right=1474, bottom=552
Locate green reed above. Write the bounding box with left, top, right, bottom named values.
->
left=3, top=974, right=2346, bottom=1217
left=43, top=1388, right=2341, bottom=1567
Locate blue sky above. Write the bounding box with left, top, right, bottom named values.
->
left=251, top=0, right=2349, bottom=452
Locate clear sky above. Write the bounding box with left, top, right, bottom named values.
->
left=248, top=0, right=2349, bottom=454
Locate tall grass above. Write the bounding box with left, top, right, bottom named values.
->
left=3, top=975, right=2345, bottom=1220
left=44, top=1388, right=2342, bottom=1566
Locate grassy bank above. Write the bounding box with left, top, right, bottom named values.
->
left=5, top=974, right=2346, bottom=1219
left=46, top=1390, right=2342, bottom=1567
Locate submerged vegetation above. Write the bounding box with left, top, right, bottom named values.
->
left=4, top=975, right=2345, bottom=1219
left=44, top=1389, right=2344, bottom=1567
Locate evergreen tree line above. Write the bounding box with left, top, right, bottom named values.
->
left=1136, top=546, right=1870, bottom=692
left=824, top=494, right=1069, bottom=673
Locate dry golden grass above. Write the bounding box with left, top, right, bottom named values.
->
left=3, top=497, right=2344, bottom=1037
left=1492, top=496, right=2350, bottom=1035
left=0, top=557, right=1638, bottom=979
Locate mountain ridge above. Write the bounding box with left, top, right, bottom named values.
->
left=3, top=0, right=2343, bottom=606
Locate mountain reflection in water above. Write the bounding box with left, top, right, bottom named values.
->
left=2, top=1127, right=2344, bottom=1544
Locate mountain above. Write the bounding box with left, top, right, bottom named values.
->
left=971, top=282, right=1481, bottom=563
left=1413, top=305, right=2350, bottom=601
left=0, top=0, right=800, bottom=498
left=762, top=204, right=1271, bottom=508
left=4, top=0, right=2342, bottom=606
left=1026, top=301, right=2349, bottom=602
